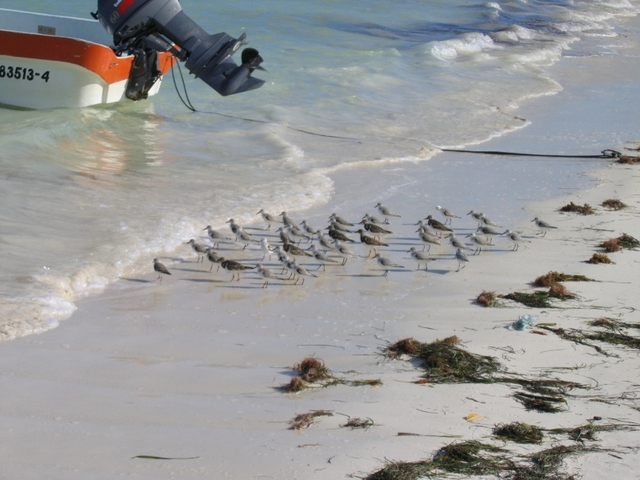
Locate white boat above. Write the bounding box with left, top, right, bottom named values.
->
left=0, top=8, right=175, bottom=110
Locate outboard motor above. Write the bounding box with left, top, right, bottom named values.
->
left=93, top=0, right=264, bottom=97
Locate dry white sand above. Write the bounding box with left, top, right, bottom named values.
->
left=2, top=23, right=640, bottom=480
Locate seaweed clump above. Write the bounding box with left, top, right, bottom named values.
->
left=533, top=271, right=593, bottom=287
left=384, top=336, right=501, bottom=383
left=587, top=253, right=613, bottom=264
left=281, top=356, right=382, bottom=392
left=539, top=325, right=640, bottom=355
left=476, top=290, right=500, bottom=307
left=601, top=198, right=627, bottom=210
left=289, top=410, right=333, bottom=430
left=617, top=155, right=640, bottom=164
left=559, top=201, right=594, bottom=215
left=365, top=441, right=511, bottom=480
left=341, top=417, right=374, bottom=430
left=501, top=291, right=554, bottom=308
left=493, top=422, right=544, bottom=444
left=600, top=233, right=640, bottom=252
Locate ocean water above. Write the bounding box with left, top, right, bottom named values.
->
left=0, top=0, right=638, bottom=340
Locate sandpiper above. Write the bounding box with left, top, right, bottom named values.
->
left=219, top=258, right=255, bottom=282
left=356, top=228, right=389, bottom=257
left=418, top=229, right=441, bottom=251
left=327, top=225, right=355, bottom=243
left=480, top=214, right=502, bottom=228
left=289, top=259, right=317, bottom=285
left=467, top=210, right=485, bottom=226
left=186, top=238, right=208, bottom=263
left=476, top=225, right=505, bottom=237
left=256, top=263, right=281, bottom=288
left=317, top=231, right=337, bottom=251
left=436, top=205, right=460, bottom=225
left=283, top=240, right=313, bottom=257
left=205, top=247, right=222, bottom=272
left=362, top=213, right=389, bottom=225
left=300, top=220, right=320, bottom=236
left=425, top=215, right=453, bottom=233
left=408, top=247, right=431, bottom=271
left=375, top=253, right=404, bottom=276
left=257, top=208, right=280, bottom=230
left=333, top=240, right=359, bottom=265
left=203, top=225, right=229, bottom=248
left=449, top=233, right=472, bottom=251
left=466, top=232, right=494, bottom=254
left=153, top=258, right=171, bottom=282
left=532, top=217, right=557, bottom=236
left=280, top=211, right=296, bottom=227
left=455, top=248, right=469, bottom=272
left=375, top=202, right=401, bottom=218
left=308, top=244, right=339, bottom=270
left=503, top=229, right=529, bottom=251
left=330, top=213, right=354, bottom=227
left=362, top=221, right=393, bottom=235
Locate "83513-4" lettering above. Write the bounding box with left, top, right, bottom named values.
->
left=0, top=65, right=50, bottom=82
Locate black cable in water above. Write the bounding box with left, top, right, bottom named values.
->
left=441, top=148, right=621, bottom=159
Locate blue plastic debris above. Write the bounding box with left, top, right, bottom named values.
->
left=508, top=314, right=537, bottom=331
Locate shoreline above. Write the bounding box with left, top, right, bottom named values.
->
left=2, top=21, right=640, bottom=480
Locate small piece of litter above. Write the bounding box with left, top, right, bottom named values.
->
left=465, top=412, right=485, bottom=422
left=508, top=314, right=537, bottom=331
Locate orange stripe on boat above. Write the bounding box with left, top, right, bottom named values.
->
left=0, top=30, right=175, bottom=84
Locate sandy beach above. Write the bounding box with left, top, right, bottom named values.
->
left=2, top=19, right=640, bottom=480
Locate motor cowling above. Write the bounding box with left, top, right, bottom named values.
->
left=94, top=0, right=265, bottom=96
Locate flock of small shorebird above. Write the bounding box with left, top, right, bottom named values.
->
left=152, top=203, right=558, bottom=287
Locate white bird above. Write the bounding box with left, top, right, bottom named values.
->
left=466, top=232, right=494, bottom=255
left=436, top=205, right=460, bottom=225
left=186, top=238, right=208, bottom=263
left=532, top=217, right=557, bottom=236
left=375, top=253, right=404, bottom=276
left=408, top=247, right=431, bottom=271
left=455, top=248, right=470, bottom=272
left=375, top=202, right=401, bottom=218
left=503, top=229, right=529, bottom=251
left=153, top=258, right=171, bottom=282
left=260, top=238, right=274, bottom=260
left=257, top=209, right=280, bottom=230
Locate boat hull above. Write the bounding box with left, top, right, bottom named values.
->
left=0, top=12, right=174, bottom=109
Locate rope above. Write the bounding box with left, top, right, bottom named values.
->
left=441, top=148, right=621, bottom=159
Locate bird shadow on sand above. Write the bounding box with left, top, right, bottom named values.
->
left=182, top=277, right=226, bottom=284
left=121, top=277, right=154, bottom=284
